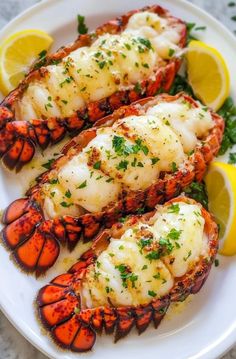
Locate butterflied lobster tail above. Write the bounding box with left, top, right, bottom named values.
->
left=0, top=5, right=187, bottom=171
left=1, top=93, right=224, bottom=275
left=37, top=197, right=219, bottom=352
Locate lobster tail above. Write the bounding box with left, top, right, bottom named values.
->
left=1, top=196, right=104, bottom=274
left=0, top=109, right=36, bottom=171
left=0, top=5, right=187, bottom=170
left=36, top=197, right=219, bottom=352
left=37, top=251, right=169, bottom=352
left=1, top=198, right=60, bottom=275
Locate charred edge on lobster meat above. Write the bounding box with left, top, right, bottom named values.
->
left=1, top=93, right=224, bottom=275
left=0, top=5, right=187, bottom=171
left=36, top=197, right=219, bottom=352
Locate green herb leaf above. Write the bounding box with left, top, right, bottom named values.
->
left=77, top=14, right=88, bottom=34
left=65, top=189, right=72, bottom=198
left=42, top=158, right=55, bottom=170
left=93, top=161, right=101, bottom=169
left=168, top=203, right=180, bottom=214
left=228, top=152, right=236, bottom=164
left=77, top=180, right=87, bottom=189
left=148, top=290, right=157, bottom=297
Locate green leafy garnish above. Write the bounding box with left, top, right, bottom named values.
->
left=184, top=181, right=208, bottom=209
left=77, top=14, right=88, bottom=34
left=218, top=97, right=236, bottom=155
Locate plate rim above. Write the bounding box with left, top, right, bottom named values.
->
left=0, top=1, right=236, bottom=358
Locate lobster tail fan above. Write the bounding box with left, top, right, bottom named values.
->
left=1, top=198, right=60, bottom=274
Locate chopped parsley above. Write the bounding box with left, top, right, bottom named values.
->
left=77, top=14, right=88, bottom=34
left=214, top=259, right=220, bottom=267
left=228, top=152, right=236, bottom=164
left=142, top=265, right=148, bottom=270
left=60, top=76, right=74, bottom=87
left=168, top=48, right=175, bottom=57
left=65, top=189, right=71, bottom=198
left=183, top=250, right=192, bottom=261
left=151, top=157, right=160, bottom=165
left=60, top=201, right=73, bottom=208
left=116, top=160, right=129, bottom=171
left=184, top=181, right=208, bottom=209
left=168, top=203, right=180, bottom=214
left=124, top=43, right=131, bottom=50
left=77, top=180, right=87, bottom=189
left=171, top=162, right=178, bottom=172
left=134, top=82, right=142, bottom=94
left=137, top=37, right=153, bottom=51
left=218, top=97, right=236, bottom=156
left=49, top=178, right=59, bottom=184
left=115, top=264, right=138, bottom=288
left=167, top=228, right=182, bottom=240
left=148, top=290, right=157, bottom=297
left=93, top=161, right=101, bottom=169
left=42, top=158, right=55, bottom=170
left=138, top=238, right=153, bottom=250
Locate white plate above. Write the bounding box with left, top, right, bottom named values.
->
left=0, top=0, right=236, bottom=358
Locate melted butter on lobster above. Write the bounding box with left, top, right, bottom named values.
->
left=1, top=93, right=224, bottom=275
left=37, top=197, right=219, bottom=352
left=0, top=5, right=187, bottom=171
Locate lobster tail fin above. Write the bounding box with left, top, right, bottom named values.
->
left=37, top=261, right=96, bottom=352
left=1, top=198, right=60, bottom=275
left=0, top=115, right=36, bottom=171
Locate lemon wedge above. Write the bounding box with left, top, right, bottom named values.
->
left=205, top=162, right=236, bottom=255
left=186, top=40, right=230, bottom=111
left=0, top=29, right=53, bottom=95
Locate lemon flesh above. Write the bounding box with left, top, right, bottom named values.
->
left=205, top=162, right=236, bottom=256
left=0, top=29, right=53, bottom=95
left=186, top=40, right=230, bottom=111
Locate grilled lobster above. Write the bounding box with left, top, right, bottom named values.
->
left=1, top=93, right=224, bottom=275
left=37, top=196, right=219, bottom=352
left=0, top=5, right=187, bottom=171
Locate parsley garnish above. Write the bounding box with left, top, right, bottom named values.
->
left=168, top=48, right=175, bottom=57
left=167, top=228, right=182, bottom=240
left=116, top=160, right=129, bottom=171
left=171, top=162, right=178, bottom=172
left=183, top=250, right=192, bottom=261
left=115, top=264, right=138, bottom=288
left=148, top=290, right=157, bottom=297
left=77, top=14, right=88, bottom=34
left=77, top=180, right=87, bottom=189
left=228, top=152, right=236, bottom=164
left=151, top=157, right=160, bottom=165
left=42, top=158, right=55, bottom=170
left=134, top=82, right=142, bottom=94
left=168, top=203, right=180, bottom=214
left=65, top=189, right=71, bottom=198
left=93, top=161, right=101, bottom=169
left=184, top=181, right=208, bottom=209
left=60, top=201, right=73, bottom=208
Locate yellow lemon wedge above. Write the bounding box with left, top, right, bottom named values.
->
left=186, top=40, right=230, bottom=111
left=205, top=162, right=236, bottom=255
left=0, top=29, right=53, bottom=96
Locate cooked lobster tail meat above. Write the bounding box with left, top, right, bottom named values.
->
left=0, top=5, right=187, bottom=171
left=1, top=93, right=224, bottom=274
left=37, top=197, right=219, bottom=352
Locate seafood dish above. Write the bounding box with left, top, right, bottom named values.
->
left=0, top=2, right=232, bottom=356
left=0, top=5, right=186, bottom=171
left=1, top=93, right=224, bottom=275
left=37, top=197, right=218, bottom=352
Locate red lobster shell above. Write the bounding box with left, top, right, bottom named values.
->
left=37, top=196, right=219, bottom=352
left=0, top=5, right=187, bottom=171
left=1, top=93, right=224, bottom=275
